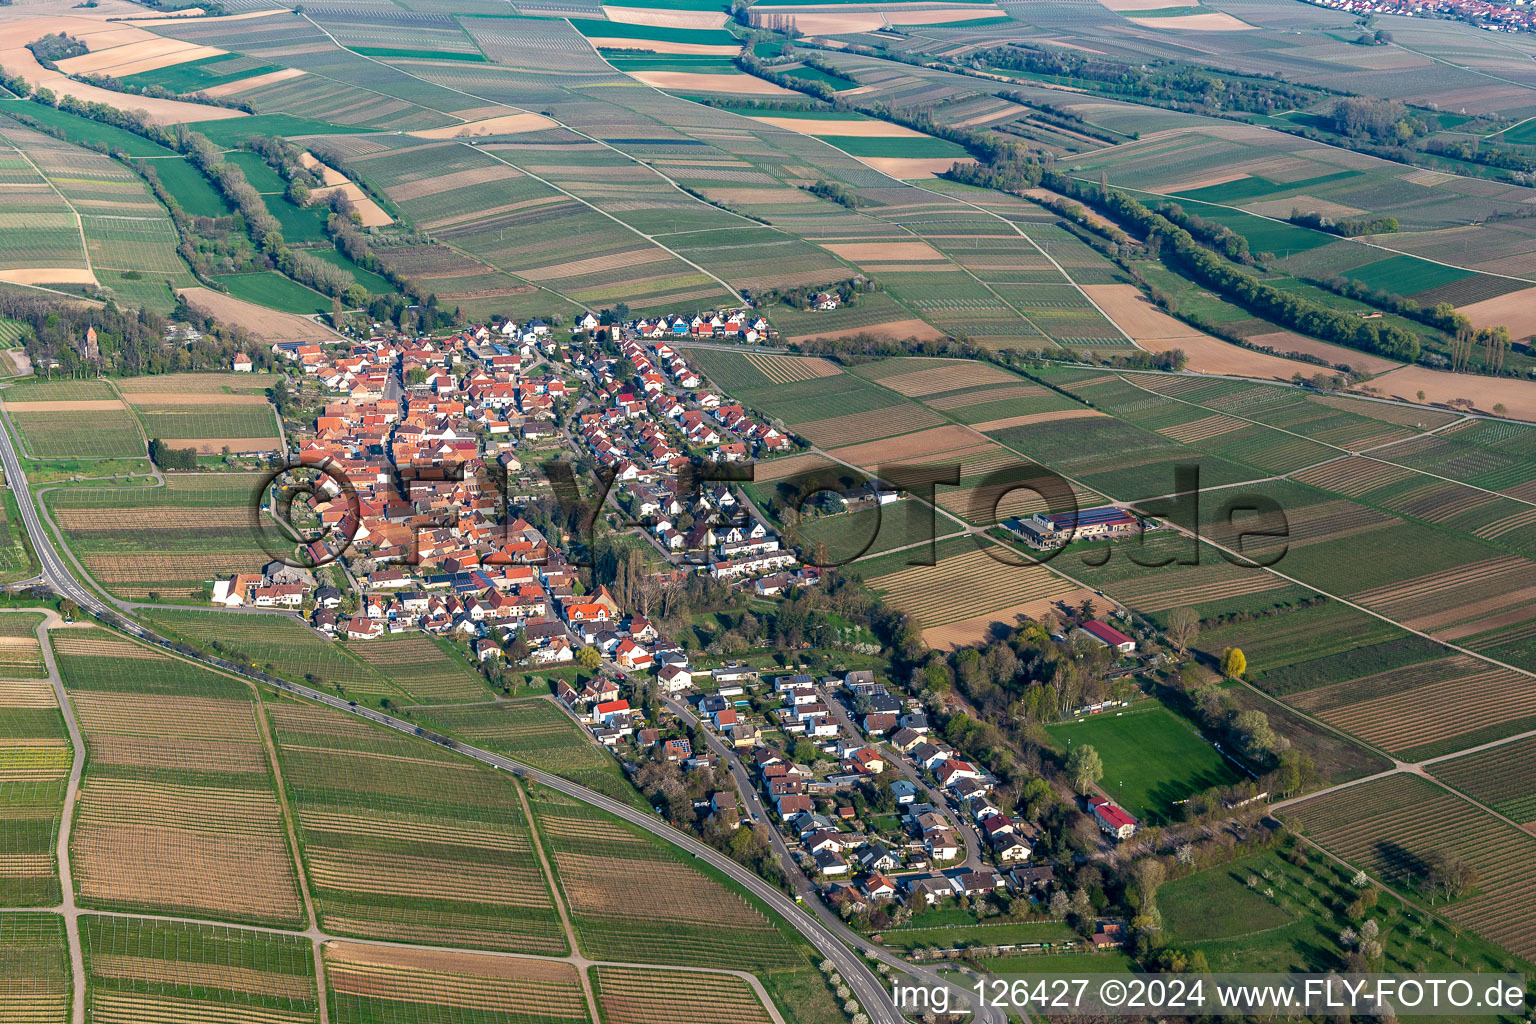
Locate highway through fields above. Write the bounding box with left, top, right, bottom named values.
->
left=0, top=403, right=994, bottom=1024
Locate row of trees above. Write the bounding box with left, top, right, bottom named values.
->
left=1041, top=173, right=1424, bottom=362
left=1288, top=208, right=1400, bottom=237
left=968, top=45, right=1320, bottom=117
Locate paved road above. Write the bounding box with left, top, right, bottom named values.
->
left=664, top=696, right=1000, bottom=1023
left=0, top=404, right=925, bottom=1024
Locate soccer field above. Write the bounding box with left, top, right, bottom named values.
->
left=1046, top=702, right=1246, bottom=823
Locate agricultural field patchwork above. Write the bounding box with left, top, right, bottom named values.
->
left=1045, top=702, right=1247, bottom=824
left=48, top=475, right=273, bottom=601
left=420, top=698, right=643, bottom=807
left=267, top=698, right=568, bottom=954
left=1428, top=737, right=1536, bottom=826
left=0, top=616, right=68, bottom=908
left=4, top=379, right=145, bottom=460
left=54, top=627, right=304, bottom=926
left=81, top=916, right=319, bottom=1024
left=529, top=784, right=804, bottom=971
left=1284, top=775, right=1536, bottom=962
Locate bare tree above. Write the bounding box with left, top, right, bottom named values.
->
left=1165, top=606, right=1199, bottom=652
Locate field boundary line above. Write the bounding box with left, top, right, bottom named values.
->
left=253, top=697, right=329, bottom=1024
left=469, top=144, right=747, bottom=306
left=36, top=611, right=85, bottom=1024
left=973, top=392, right=1536, bottom=787
left=1098, top=179, right=1536, bottom=285
left=1110, top=372, right=1536, bottom=516
left=0, top=134, right=94, bottom=285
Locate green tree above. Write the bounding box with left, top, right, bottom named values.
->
left=576, top=646, right=602, bottom=671
left=1065, top=744, right=1103, bottom=795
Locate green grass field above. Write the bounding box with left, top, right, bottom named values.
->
left=143, top=608, right=402, bottom=699
left=1045, top=701, right=1245, bottom=823
left=0, top=100, right=175, bottom=157
left=211, top=272, right=331, bottom=314
left=185, top=114, right=378, bottom=148
left=137, top=156, right=232, bottom=219
left=420, top=699, right=646, bottom=808
left=119, top=53, right=283, bottom=94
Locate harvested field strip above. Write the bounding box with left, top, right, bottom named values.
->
left=743, top=353, right=840, bottom=383
left=1290, top=457, right=1419, bottom=496
left=865, top=359, right=1019, bottom=397
left=324, top=942, right=587, bottom=1018
left=1284, top=775, right=1536, bottom=960
left=266, top=700, right=566, bottom=954
left=791, top=405, right=944, bottom=447
left=596, top=966, right=774, bottom=1024
left=1349, top=555, right=1533, bottom=625
left=868, top=546, right=1075, bottom=627
left=926, top=383, right=1052, bottom=410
